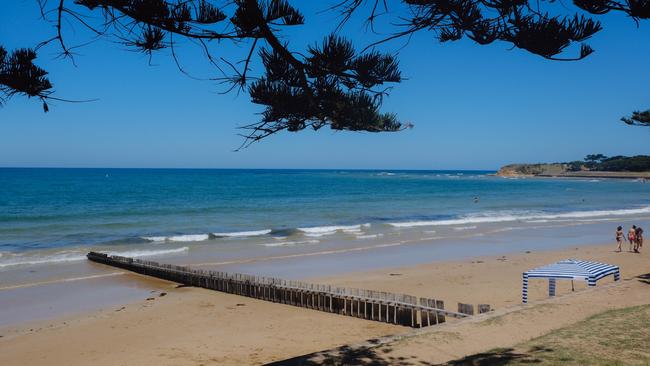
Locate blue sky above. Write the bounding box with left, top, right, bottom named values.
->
left=1, top=1, right=648, bottom=169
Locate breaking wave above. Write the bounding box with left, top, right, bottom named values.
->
left=297, top=224, right=370, bottom=237
left=143, top=234, right=210, bottom=242
left=143, top=229, right=272, bottom=242
left=211, top=229, right=271, bottom=238
left=388, top=206, right=650, bottom=228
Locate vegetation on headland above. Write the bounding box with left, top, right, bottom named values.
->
left=443, top=304, right=650, bottom=365
left=568, top=154, right=650, bottom=172
left=498, top=155, right=650, bottom=177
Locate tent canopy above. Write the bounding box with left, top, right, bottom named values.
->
left=522, top=259, right=620, bottom=303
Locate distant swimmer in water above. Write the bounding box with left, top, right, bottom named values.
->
left=473, top=196, right=479, bottom=203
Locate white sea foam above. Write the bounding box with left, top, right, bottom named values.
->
left=211, top=229, right=271, bottom=238
left=574, top=218, right=616, bottom=222
left=143, top=236, right=167, bottom=242
left=303, top=231, right=337, bottom=237
left=0, top=247, right=189, bottom=269
left=261, top=240, right=320, bottom=247
left=453, top=225, right=478, bottom=231
left=106, top=247, right=189, bottom=257
left=297, top=224, right=370, bottom=237
left=356, top=234, right=383, bottom=239
left=143, top=234, right=210, bottom=242
left=164, top=234, right=209, bottom=242
left=0, top=252, right=86, bottom=268
left=388, top=206, right=650, bottom=228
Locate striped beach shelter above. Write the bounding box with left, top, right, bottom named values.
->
left=522, top=259, right=620, bottom=303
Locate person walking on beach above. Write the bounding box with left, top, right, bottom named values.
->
left=628, top=226, right=636, bottom=252
left=635, top=226, right=644, bottom=253
left=616, top=226, right=626, bottom=252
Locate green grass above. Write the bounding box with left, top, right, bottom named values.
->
left=446, top=305, right=650, bottom=366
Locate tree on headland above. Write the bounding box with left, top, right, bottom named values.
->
left=1, top=1, right=649, bottom=145
left=584, top=154, right=607, bottom=170
left=585, top=154, right=607, bottom=164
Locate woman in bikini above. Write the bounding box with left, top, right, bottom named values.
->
left=616, top=226, right=626, bottom=252
left=628, top=226, right=637, bottom=252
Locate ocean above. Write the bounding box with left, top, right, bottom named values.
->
left=1, top=168, right=649, bottom=271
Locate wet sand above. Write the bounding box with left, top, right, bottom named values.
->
left=0, top=218, right=626, bottom=328
left=1, top=242, right=648, bottom=365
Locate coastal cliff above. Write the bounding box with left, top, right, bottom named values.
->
left=496, top=163, right=568, bottom=177
left=496, top=156, right=650, bottom=179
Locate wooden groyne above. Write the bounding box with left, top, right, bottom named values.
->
left=87, top=252, right=489, bottom=328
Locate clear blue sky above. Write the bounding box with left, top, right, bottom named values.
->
left=1, top=1, right=648, bottom=169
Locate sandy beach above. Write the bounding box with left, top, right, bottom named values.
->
left=1, top=241, right=647, bottom=365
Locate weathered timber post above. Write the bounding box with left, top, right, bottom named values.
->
left=478, top=304, right=491, bottom=314
left=458, top=302, right=475, bottom=316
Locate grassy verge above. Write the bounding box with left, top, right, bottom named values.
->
left=446, top=304, right=650, bottom=365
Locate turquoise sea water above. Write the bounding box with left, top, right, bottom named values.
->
left=1, top=168, right=649, bottom=269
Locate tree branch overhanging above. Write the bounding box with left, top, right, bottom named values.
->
left=2, top=0, right=650, bottom=145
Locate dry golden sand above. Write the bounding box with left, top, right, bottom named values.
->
left=0, top=243, right=648, bottom=365
left=0, top=279, right=401, bottom=366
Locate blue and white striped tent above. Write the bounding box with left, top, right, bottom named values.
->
left=522, top=259, right=620, bottom=303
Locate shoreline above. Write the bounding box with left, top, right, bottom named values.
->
left=494, top=171, right=650, bottom=179
left=1, top=216, right=647, bottom=328
left=537, top=171, right=650, bottom=179
left=499, top=171, right=650, bottom=179
left=1, top=240, right=647, bottom=365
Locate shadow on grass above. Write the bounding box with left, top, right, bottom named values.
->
left=638, top=273, right=650, bottom=285
left=265, top=339, right=434, bottom=366
left=265, top=342, right=553, bottom=366
left=442, top=346, right=552, bottom=365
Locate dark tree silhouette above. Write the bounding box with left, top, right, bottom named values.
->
left=1, top=0, right=649, bottom=145
left=585, top=154, right=607, bottom=163
left=0, top=47, right=53, bottom=112
left=622, top=110, right=650, bottom=126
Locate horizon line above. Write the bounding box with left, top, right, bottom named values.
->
left=0, top=166, right=498, bottom=172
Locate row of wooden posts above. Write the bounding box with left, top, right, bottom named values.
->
left=87, top=252, right=490, bottom=328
